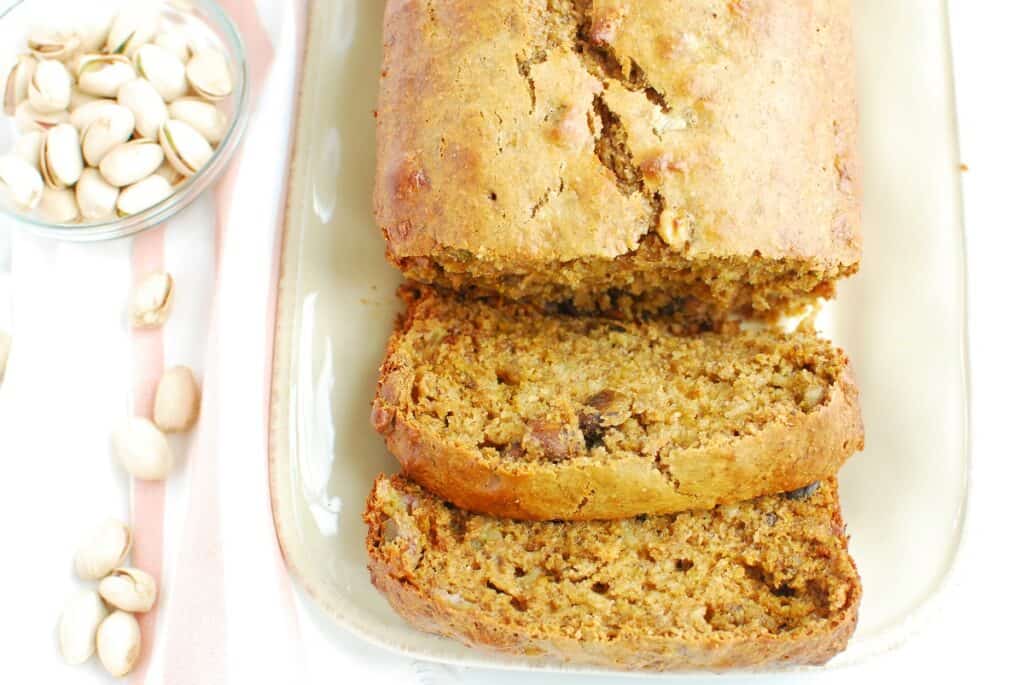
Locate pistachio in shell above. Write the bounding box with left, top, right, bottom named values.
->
left=185, top=48, right=232, bottom=101
left=159, top=119, right=213, bottom=177
left=168, top=97, right=227, bottom=145
left=135, top=44, right=187, bottom=102
left=75, top=54, right=136, bottom=98
left=4, top=55, right=36, bottom=116
left=39, top=123, right=83, bottom=189
left=80, top=104, right=135, bottom=167
left=98, top=140, right=164, bottom=188
left=27, top=59, right=72, bottom=113
left=118, top=77, right=168, bottom=140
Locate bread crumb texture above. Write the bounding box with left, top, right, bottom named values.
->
left=365, top=475, right=861, bottom=670
left=373, top=287, right=864, bottom=519
left=375, top=0, right=861, bottom=316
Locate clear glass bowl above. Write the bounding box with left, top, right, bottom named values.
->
left=0, top=0, right=250, bottom=241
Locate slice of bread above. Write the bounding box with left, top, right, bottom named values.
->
left=372, top=287, right=863, bottom=520
left=365, top=475, right=861, bottom=671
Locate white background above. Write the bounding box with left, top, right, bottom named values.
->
left=1, top=2, right=1021, bottom=683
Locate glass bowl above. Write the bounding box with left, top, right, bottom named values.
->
left=0, top=0, right=250, bottom=241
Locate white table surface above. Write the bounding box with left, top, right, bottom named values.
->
left=1, top=2, right=1020, bottom=682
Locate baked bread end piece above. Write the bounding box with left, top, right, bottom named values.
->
left=365, top=475, right=861, bottom=671
left=375, top=0, right=861, bottom=318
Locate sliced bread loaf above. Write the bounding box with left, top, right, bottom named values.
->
left=365, top=474, right=861, bottom=671
left=372, top=287, right=863, bottom=520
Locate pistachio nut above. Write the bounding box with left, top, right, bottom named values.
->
left=131, top=271, right=174, bottom=328
left=27, top=59, right=72, bottom=113
left=80, top=104, right=135, bottom=167
left=70, top=98, right=125, bottom=131
left=168, top=97, right=226, bottom=145
left=154, top=30, right=192, bottom=64
left=76, top=168, right=120, bottom=220
left=159, top=119, right=212, bottom=177
left=153, top=365, right=201, bottom=433
left=153, top=161, right=183, bottom=186
left=0, top=330, right=9, bottom=382
left=135, top=44, right=187, bottom=102
left=96, top=611, right=141, bottom=677
left=14, top=130, right=43, bottom=167
left=117, top=174, right=172, bottom=216
left=4, top=55, right=35, bottom=116
left=185, top=48, right=232, bottom=101
left=39, top=123, right=84, bottom=189
left=98, top=140, right=164, bottom=188
left=111, top=416, right=174, bottom=480
left=106, top=4, right=161, bottom=56
left=0, top=154, right=44, bottom=209
left=99, top=567, right=158, bottom=613
left=27, top=28, right=80, bottom=61
left=118, top=77, right=168, bottom=139
left=74, top=518, right=133, bottom=580
left=14, top=101, right=69, bottom=133
left=69, top=88, right=102, bottom=110
left=58, top=590, right=109, bottom=665
left=75, top=54, right=136, bottom=98
left=38, top=186, right=79, bottom=223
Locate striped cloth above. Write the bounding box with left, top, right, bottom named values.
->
left=0, top=1, right=423, bottom=682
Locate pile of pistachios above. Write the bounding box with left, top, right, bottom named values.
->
left=60, top=520, right=156, bottom=677
left=0, top=4, right=233, bottom=224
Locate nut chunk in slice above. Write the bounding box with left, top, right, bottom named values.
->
left=365, top=475, right=862, bottom=671
left=372, top=287, right=863, bottom=520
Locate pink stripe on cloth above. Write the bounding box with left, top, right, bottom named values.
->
left=130, top=226, right=167, bottom=684
left=219, top=0, right=275, bottom=99
left=159, top=337, right=228, bottom=684
left=160, top=1, right=306, bottom=681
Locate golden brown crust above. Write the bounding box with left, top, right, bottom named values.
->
left=377, top=370, right=861, bottom=520
left=364, top=475, right=861, bottom=671
left=372, top=287, right=864, bottom=520
left=375, top=0, right=861, bottom=312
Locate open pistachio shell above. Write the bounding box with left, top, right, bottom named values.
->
left=158, top=119, right=213, bottom=177
left=59, top=591, right=109, bottom=666
left=135, top=44, right=187, bottom=102
left=98, top=140, right=164, bottom=187
left=4, top=55, right=36, bottom=116
left=117, top=174, right=172, bottom=216
left=75, top=54, right=136, bottom=98
left=39, top=123, right=83, bottom=189
left=185, top=48, right=232, bottom=101
left=27, top=28, right=80, bottom=61
left=168, top=97, right=227, bottom=145
left=80, top=104, right=135, bottom=167
left=96, top=611, right=141, bottom=677
left=0, top=154, right=44, bottom=209
left=14, top=101, right=69, bottom=133
left=118, top=77, right=168, bottom=140
left=27, top=59, right=72, bottom=113
left=98, top=567, right=158, bottom=613
left=106, top=4, right=161, bottom=56
left=38, top=186, right=79, bottom=223
left=76, top=168, right=120, bottom=220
